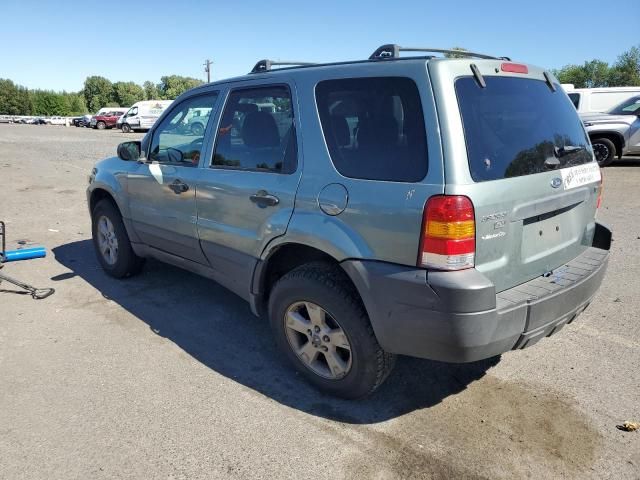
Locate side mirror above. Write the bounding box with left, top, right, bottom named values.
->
left=117, top=141, right=142, bottom=161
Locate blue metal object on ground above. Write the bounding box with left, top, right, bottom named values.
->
left=3, top=247, right=47, bottom=262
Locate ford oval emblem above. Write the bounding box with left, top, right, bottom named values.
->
left=550, top=177, right=562, bottom=189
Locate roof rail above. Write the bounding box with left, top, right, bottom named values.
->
left=250, top=59, right=317, bottom=74
left=369, top=44, right=508, bottom=61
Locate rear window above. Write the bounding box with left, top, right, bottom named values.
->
left=316, top=77, right=428, bottom=182
left=456, top=77, right=593, bottom=182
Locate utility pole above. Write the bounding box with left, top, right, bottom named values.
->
left=204, top=59, right=213, bottom=83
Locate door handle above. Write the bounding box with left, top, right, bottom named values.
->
left=169, top=179, right=189, bottom=194
left=250, top=190, right=279, bottom=207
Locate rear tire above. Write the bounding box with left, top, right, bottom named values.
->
left=592, top=137, right=616, bottom=167
left=91, top=199, right=144, bottom=278
left=190, top=122, right=204, bottom=136
left=268, top=262, right=395, bottom=399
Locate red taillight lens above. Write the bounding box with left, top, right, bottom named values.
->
left=419, top=195, right=475, bottom=270
left=501, top=62, right=528, bottom=74
left=596, top=174, right=604, bottom=209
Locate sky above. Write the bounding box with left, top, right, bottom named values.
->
left=1, top=0, right=638, bottom=92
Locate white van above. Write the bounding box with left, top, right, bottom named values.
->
left=120, top=100, right=173, bottom=132
left=562, top=85, right=640, bottom=113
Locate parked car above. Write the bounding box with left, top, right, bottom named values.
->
left=87, top=45, right=611, bottom=398
left=49, top=116, right=67, bottom=125
left=72, top=116, right=86, bottom=127
left=33, top=117, right=47, bottom=125
left=120, top=100, right=173, bottom=132
left=582, top=95, right=640, bottom=166
left=563, top=85, right=640, bottom=114
left=90, top=108, right=129, bottom=129
left=76, top=114, right=93, bottom=127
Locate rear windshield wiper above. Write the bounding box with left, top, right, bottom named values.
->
left=554, top=145, right=585, bottom=158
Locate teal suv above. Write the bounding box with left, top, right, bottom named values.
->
left=87, top=45, right=611, bottom=398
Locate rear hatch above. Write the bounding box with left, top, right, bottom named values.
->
left=429, top=59, right=601, bottom=292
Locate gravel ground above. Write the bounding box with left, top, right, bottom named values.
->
left=0, top=124, right=638, bottom=480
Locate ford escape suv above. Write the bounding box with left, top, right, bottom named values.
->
left=87, top=45, right=611, bottom=398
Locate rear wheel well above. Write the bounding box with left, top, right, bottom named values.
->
left=590, top=133, right=623, bottom=159
left=259, top=244, right=360, bottom=306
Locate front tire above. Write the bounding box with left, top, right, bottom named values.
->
left=268, top=262, right=395, bottom=399
left=96, top=121, right=106, bottom=130
left=91, top=199, right=144, bottom=278
left=122, top=123, right=131, bottom=133
left=190, top=122, right=204, bottom=136
left=592, top=137, right=616, bottom=167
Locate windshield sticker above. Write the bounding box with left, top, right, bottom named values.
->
left=561, top=163, right=601, bottom=190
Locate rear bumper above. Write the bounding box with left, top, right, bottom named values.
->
left=342, top=223, right=611, bottom=363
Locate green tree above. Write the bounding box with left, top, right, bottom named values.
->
left=444, top=47, right=469, bottom=59
left=83, top=76, right=113, bottom=112
left=32, top=90, right=68, bottom=115
left=553, top=60, right=611, bottom=88
left=67, top=93, right=87, bottom=115
left=0, top=79, right=20, bottom=115
left=157, top=75, right=203, bottom=100
left=609, top=46, right=640, bottom=87
left=112, top=81, right=145, bottom=107
left=143, top=80, right=159, bottom=100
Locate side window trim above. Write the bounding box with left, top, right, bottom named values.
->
left=146, top=91, right=220, bottom=166
left=148, top=88, right=224, bottom=163
left=208, top=82, right=298, bottom=174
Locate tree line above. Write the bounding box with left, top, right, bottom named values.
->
left=2, top=45, right=638, bottom=116
left=552, top=45, right=639, bottom=88
left=0, top=75, right=203, bottom=116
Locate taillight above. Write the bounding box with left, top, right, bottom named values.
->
left=418, top=195, right=475, bottom=271
left=501, top=62, right=528, bottom=74
left=596, top=173, right=603, bottom=209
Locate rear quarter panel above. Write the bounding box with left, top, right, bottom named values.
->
left=270, top=61, right=445, bottom=265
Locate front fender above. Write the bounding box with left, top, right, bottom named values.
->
left=87, top=157, right=136, bottom=219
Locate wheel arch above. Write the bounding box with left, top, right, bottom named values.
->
left=89, top=186, right=140, bottom=243
left=589, top=131, right=625, bottom=158
left=250, top=242, right=367, bottom=318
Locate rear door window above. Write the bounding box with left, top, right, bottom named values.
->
left=211, top=85, right=297, bottom=174
left=315, top=77, right=428, bottom=182
left=456, top=77, right=593, bottom=182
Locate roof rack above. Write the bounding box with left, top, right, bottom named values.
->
left=369, top=44, right=508, bottom=61
left=250, top=59, right=317, bottom=74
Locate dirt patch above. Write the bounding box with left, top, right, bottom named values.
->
left=343, top=376, right=600, bottom=479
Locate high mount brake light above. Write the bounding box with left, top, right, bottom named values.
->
left=418, top=196, right=475, bottom=271
left=501, top=63, right=528, bottom=74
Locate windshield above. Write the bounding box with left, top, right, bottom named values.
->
left=607, top=96, right=640, bottom=115
left=456, top=76, right=593, bottom=182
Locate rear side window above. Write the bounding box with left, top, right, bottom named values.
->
left=316, top=77, right=428, bottom=182
left=211, top=85, right=297, bottom=174
left=568, top=92, right=580, bottom=109
left=456, top=77, right=593, bottom=182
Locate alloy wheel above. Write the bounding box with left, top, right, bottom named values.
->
left=96, top=215, right=119, bottom=265
left=284, top=301, right=352, bottom=380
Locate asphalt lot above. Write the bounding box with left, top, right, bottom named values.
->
left=0, top=124, right=638, bottom=479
